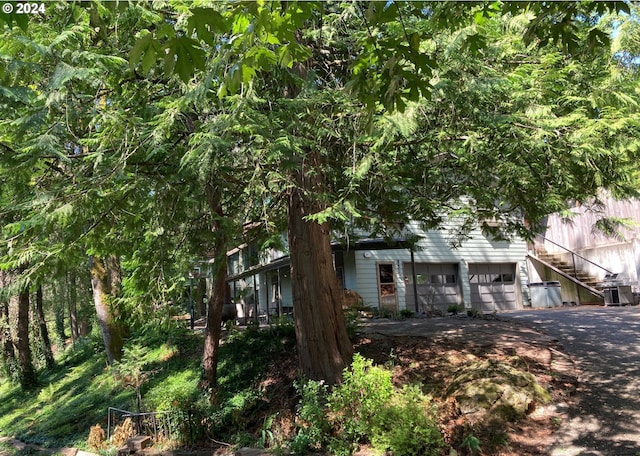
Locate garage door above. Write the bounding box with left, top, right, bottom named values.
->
left=404, top=263, right=460, bottom=315
left=469, top=263, right=518, bottom=312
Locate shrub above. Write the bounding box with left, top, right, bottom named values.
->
left=343, top=308, right=361, bottom=341
left=467, top=307, right=481, bottom=318
left=448, top=304, right=465, bottom=315
left=292, top=355, right=443, bottom=456
left=399, top=308, right=414, bottom=319
left=372, top=307, right=395, bottom=319
left=87, top=424, right=106, bottom=450
left=290, top=379, right=330, bottom=455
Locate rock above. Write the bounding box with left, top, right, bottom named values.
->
left=127, top=436, right=152, bottom=452
left=234, top=449, right=267, bottom=456
left=447, top=359, right=551, bottom=422
left=59, top=448, right=78, bottom=456
left=76, top=451, right=101, bottom=456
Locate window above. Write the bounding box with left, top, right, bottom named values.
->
left=429, top=274, right=456, bottom=284
left=379, top=263, right=394, bottom=284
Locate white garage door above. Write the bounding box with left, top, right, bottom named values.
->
left=404, top=263, right=460, bottom=315
left=469, top=263, right=518, bottom=312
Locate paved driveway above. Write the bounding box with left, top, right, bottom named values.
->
left=504, top=306, right=640, bottom=456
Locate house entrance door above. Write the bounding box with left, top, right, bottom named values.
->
left=377, top=262, right=397, bottom=312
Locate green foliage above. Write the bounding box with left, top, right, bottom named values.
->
left=399, top=308, right=415, bottom=319
left=267, top=316, right=296, bottom=339
left=448, top=304, right=465, bottom=315
left=290, top=379, right=330, bottom=455
left=467, top=308, right=481, bottom=318
left=372, top=307, right=395, bottom=319
left=293, top=355, right=443, bottom=456
left=461, top=433, right=481, bottom=455
left=343, top=308, right=361, bottom=341
left=0, top=340, right=132, bottom=448
left=144, top=370, right=200, bottom=411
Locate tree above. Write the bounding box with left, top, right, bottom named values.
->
left=0, top=271, right=17, bottom=381
left=1, top=1, right=638, bottom=387
left=35, top=285, right=55, bottom=369
left=16, top=275, right=37, bottom=389
left=126, top=0, right=640, bottom=384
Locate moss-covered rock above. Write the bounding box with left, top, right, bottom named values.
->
left=446, top=359, right=551, bottom=422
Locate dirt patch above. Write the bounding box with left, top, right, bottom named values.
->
left=356, top=316, right=579, bottom=455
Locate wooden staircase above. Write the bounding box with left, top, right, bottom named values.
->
left=536, top=250, right=602, bottom=290
left=528, top=247, right=606, bottom=301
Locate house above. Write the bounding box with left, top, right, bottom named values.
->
left=220, top=218, right=531, bottom=321
left=527, top=193, right=640, bottom=305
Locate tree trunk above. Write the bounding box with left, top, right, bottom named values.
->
left=288, top=152, right=353, bottom=385
left=0, top=300, right=16, bottom=374
left=35, top=286, right=55, bottom=369
left=90, top=256, right=126, bottom=365
left=0, top=270, right=17, bottom=379
left=17, top=284, right=37, bottom=389
left=53, top=280, right=67, bottom=348
left=68, top=271, right=79, bottom=342
left=201, top=183, right=227, bottom=392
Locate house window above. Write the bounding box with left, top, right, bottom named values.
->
left=429, top=274, right=456, bottom=284
left=228, top=252, right=240, bottom=275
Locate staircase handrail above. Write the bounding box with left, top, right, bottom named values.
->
left=536, top=235, right=613, bottom=276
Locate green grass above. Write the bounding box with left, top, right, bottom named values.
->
left=0, top=323, right=295, bottom=451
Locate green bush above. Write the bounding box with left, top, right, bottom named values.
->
left=292, top=355, right=443, bottom=456
left=371, top=307, right=395, bottom=319
left=399, top=308, right=414, bottom=319
left=368, top=385, right=443, bottom=456
left=467, top=308, right=481, bottom=318
left=343, top=308, right=361, bottom=341
left=270, top=317, right=296, bottom=339
left=290, top=379, right=330, bottom=455
left=447, top=304, right=465, bottom=315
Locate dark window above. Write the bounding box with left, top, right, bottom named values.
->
left=379, top=264, right=394, bottom=284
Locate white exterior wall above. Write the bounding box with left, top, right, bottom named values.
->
left=238, top=221, right=529, bottom=312
left=343, top=251, right=358, bottom=290
left=354, top=221, right=529, bottom=309
left=355, top=249, right=407, bottom=309
left=541, top=194, right=640, bottom=291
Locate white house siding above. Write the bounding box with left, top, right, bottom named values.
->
left=540, top=194, right=640, bottom=291
left=353, top=221, right=529, bottom=311
left=355, top=249, right=406, bottom=309
left=224, top=221, right=529, bottom=316
left=343, top=251, right=358, bottom=290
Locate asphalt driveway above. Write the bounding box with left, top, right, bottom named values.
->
left=504, top=306, right=640, bottom=456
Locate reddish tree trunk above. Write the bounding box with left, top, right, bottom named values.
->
left=68, top=271, right=79, bottom=342
left=17, top=284, right=37, bottom=389
left=201, top=247, right=226, bottom=391
left=90, top=256, right=126, bottom=364
left=288, top=153, right=353, bottom=385
left=201, top=184, right=227, bottom=392
left=35, top=285, right=55, bottom=368
left=0, top=270, right=16, bottom=378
